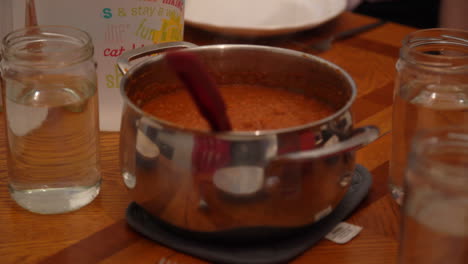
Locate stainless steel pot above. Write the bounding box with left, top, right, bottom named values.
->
left=118, top=42, right=379, bottom=236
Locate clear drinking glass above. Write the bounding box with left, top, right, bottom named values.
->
left=0, top=26, right=101, bottom=214
left=398, top=127, right=468, bottom=264
left=390, top=28, right=468, bottom=204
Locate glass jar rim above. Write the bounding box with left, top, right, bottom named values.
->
left=1, top=25, right=94, bottom=68
left=400, top=28, right=468, bottom=71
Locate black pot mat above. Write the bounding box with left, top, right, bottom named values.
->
left=126, top=164, right=372, bottom=264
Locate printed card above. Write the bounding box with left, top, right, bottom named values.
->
left=11, top=0, right=185, bottom=131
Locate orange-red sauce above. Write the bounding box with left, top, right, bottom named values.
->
left=142, top=84, right=335, bottom=131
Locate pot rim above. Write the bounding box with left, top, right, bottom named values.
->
left=120, top=44, right=357, bottom=138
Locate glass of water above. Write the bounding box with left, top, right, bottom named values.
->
left=398, top=127, right=468, bottom=264
left=0, top=26, right=101, bottom=214
left=390, top=28, right=468, bottom=204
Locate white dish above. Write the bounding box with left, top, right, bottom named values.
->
left=185, top=0, right=347, bottom=37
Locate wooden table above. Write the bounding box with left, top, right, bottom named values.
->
left=0, top=12, right=415, bottom=264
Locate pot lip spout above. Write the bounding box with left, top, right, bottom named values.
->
left=119, top=44, right=357, bottom=138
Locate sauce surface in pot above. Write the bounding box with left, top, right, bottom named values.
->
left=142, top=84, right=336, bottom=131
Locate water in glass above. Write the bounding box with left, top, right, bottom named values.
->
left=5, top=75, right=100, bottom=214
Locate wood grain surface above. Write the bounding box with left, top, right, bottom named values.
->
left=0, top=12, right=416, bottom=264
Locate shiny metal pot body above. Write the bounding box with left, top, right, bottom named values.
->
left=118, top=42, right=378, bottom=233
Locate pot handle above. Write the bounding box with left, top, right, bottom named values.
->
left=272, top=125, right=380, bottom=162
left=117, top=41, right=199, bottom=75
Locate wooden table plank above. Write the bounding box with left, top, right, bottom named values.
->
left=0, top=11, right=412, bottom=264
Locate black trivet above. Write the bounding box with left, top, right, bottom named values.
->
left=126, top=164, right=372, bottom=264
